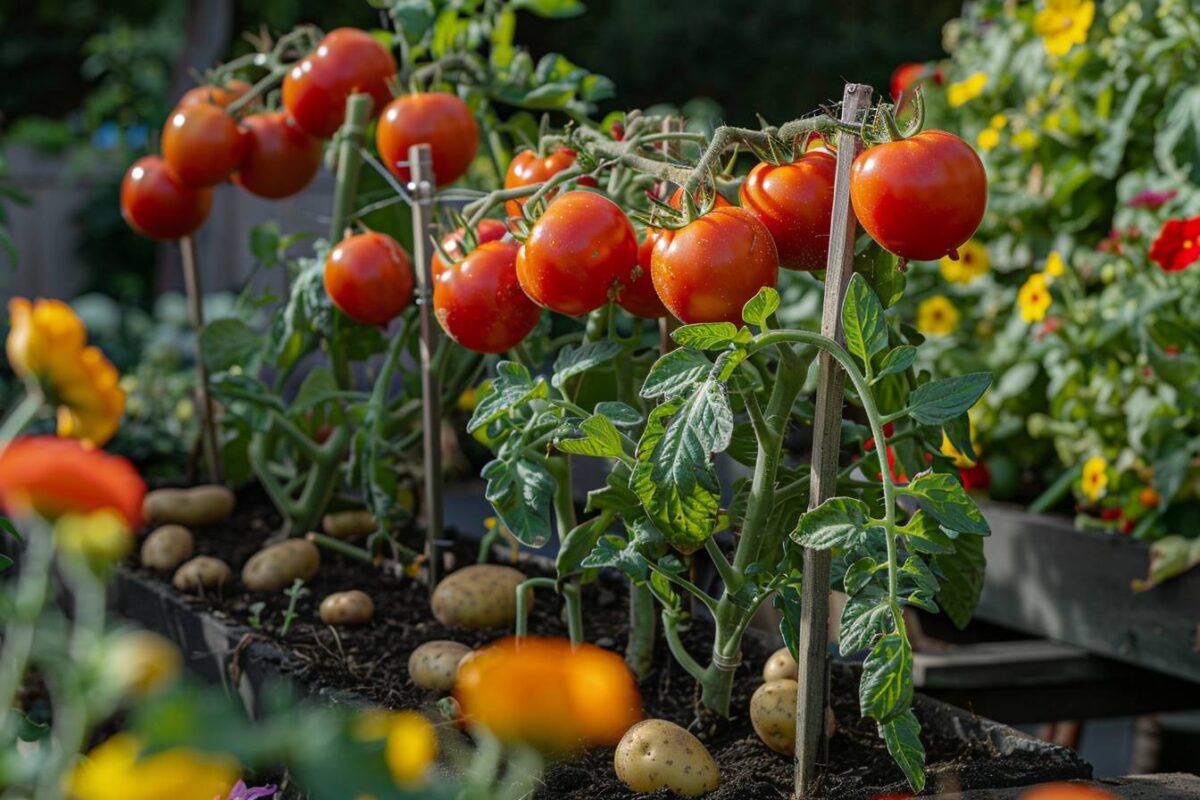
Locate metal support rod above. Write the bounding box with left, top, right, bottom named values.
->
left=409, top=143, right=444, bottom=589
left=180, top=235, right=222, bottom=484
left=794, top=82, right=872, bottom=799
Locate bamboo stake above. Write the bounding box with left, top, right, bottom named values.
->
left=657, top=116, right=683, bottom=354
left=179, top=235, right=222, bottom=484
left=408, top=143, right=445, bottom=589
left=793, top=82, right=872, bottom=799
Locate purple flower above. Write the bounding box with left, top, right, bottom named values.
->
left=1128, top=188, right=1179, bottom=210
left=222, top=781, right=278, bottom=800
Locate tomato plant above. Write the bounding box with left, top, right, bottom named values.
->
left=504, top=148, right=596, bottom=220
left=515, top=190, right=638, bottom=317
left=324, top=232, right=414, bottom=327
left=234, top=112, right=323, bottom=199
left=432, top=218, right=508, bottom=277
left=376, top=93, right=479, bottom=185
left=161, top=102, right=246, bottom=188
left=281, top=27, right=397, bottom=139
left=650, top=206, right=779, bottom=324
left=120, top=155, right=212, bottom=240
left=740, top=150, right=836, bottom=271
left=434, top=240, right=541, bottom=354
left=850, top=129, right=986, bottom=261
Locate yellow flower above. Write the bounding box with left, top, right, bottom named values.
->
left=1044, top=250, right=1066, bottom=278
left=977, top=128, right=1001, bottom=152
left=947, top=72, right=988, bottom=107
left=6, top=298, right=125, bottom=446
left=66, top=734, right=238, bottom=800
left=939, top=240, right=990, bottom=284
left=1034, top=0, right=1095, bottom=56
left=174, top=398, right=195, bottom=423
left=940, top=416, right=980, bottom=468
left=355, top=710, right=438, bottom=788
left=1017, top=273, right=1052, bottom=323
left=1013, top=129, right=1040, bottom=150
left=54, top=509, right=132, bottom=572
left=989, top=114, right=1009, bottom=130
left=1081, top=455, right=1109, bottom=501
left=917, top=295, right=960, bottom=336
left=1043, top=112, right=1062, bottom=133
left=105, top=630, right=182, bottom=697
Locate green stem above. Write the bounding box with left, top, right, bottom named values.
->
left=0, top=520, right=54, bottom=743
left=307, top=532, right=373, bottom=563
left=626, top=582, right=657, bottom=681
left=328, top=93, right=373, bottom=241
left=1029, top=463, right=1082, bottom=514
left=0, top=389, right=44, bottom=448
left=661, top=611, right=706, bottom=683
left=562, top=581, right=584, bottom=645
left=514, top=577, right=555, bottom=638
left=704, top=537, right=742, bottom=594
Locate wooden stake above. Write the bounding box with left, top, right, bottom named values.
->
left=657, top=116, right=683, bottom=354
left=179, top=235, right=222, bottom=484
left=408, top=143, right=445, bottom=589
left=793, top=82, right=872, bottom=799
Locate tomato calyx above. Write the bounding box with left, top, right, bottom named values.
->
left=860, top=86, right=926, bottom=148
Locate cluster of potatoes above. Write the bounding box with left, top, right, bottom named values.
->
left=140, top=487, right=375, bottom=627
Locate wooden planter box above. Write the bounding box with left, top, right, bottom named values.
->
left=976, top=502, right=1200, bottom=684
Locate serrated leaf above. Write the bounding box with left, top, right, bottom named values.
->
left=594, top=401, right=643, bottom=427
left=842, top=273, right=889, bottom=368
left=902, top=470, right=990, bottom=535
left=879, top=710, right=926, bottom=792
left=555, top=414, right=624, bottom=458
left=585, top=468, right=641, bottom=514
left=839, top=588, right=892, bottom=655
left=900, top=511, right=955, bottom=555
left=876, top=346, right=917, bottom=381
left=482, top=448, right=555, bottom=548
left=640, top=348, right=711, bottom=399
left=671, top=322, right=740, bottom=350
left=201, top=318, right=262, bottom=373
left=468, top=361, right=548, bottom=433
left=552, top=341, right=622, bottom=389
left=742, top=287, right=780, bottom=328
left=861, top=632, right=913, bottom=723
left=725, top=423, right=758, bottom=467
left=792, top=497, right=875, bottom=550
left=906, top=373, right=991, bottom=425
left=557, top=518, right=608, bottom=579
left=934, top=533, right=985, bottom=629
left=844, top=556, right=878, bottom=595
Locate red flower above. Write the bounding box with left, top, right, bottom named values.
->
left=1128, top=189, right=1178, bottom=210
left=890, top=62, right=944, bottom=101
left=960, top=462, right=990, bottom=492
left=0, top=437, right=145, bottom=528
left=1149, top=216, right=1200, bottom=272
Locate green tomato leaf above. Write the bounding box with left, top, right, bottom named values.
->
left=511, top=0, right=586, bottom=19
left=557, top=518, right=608, bottom=579
left=482, top=444, right=555, bottom=548
left=843, top=556, right=878, bottom=595
left=860, top=632, right=914, bottom=723
left=875, top=346, right=917, bottom=381
left=934, top=533, right=986, bottom=629
left=640, top=349, right=712, bottom=399
left=902, top=470, right=990, bottom=535
left=906, top=373, right=992, bottom=426
left=879, top=709, right=926, bottom=792
left=594, top=401, right=643, bottom=427
left=1132, top=535, right=1200, bottom=592
left=468, top=361, right=548, bottom=434
left=201, top=318, right=262, bottom=373
left=554, top=414, right=624, bottom=459
left=900, top=511, right=955, bottom=555
left=842, top=273, right=889, bottom=368
left=671, top=322, right=741, bottom=350
left=742, top=287, right=781, bottom=328
left=839, top=587, right=892, bottom=655
left=942, top=413, right=976, bottom=465
left=552, top=341, right=622, bottom=390
left=792, top=496, right=877, bottom=550
left=856, top=239, right=906, bottom=308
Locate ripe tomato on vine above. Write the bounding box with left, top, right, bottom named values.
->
left=162, top=103, right=246, bottom=188
left=434, top=240, right=541, bottom=354
left=324, top=232, right=413, bottom=327
left=120, top=156, right=212, bottom=241
left=432, top=219, right=509, bottom=278
left=282, top=27, right=397, bottom=139
left=234, top=112, right=323, bottom=199
left=617, top=234, right=669, bottom=319
left=740, top=151, right=836, bottom=271
left=376, top=93, right=479, bottom=185
left=504, top=149, right=597, bottom=221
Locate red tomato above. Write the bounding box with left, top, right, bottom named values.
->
left=324, top=232, right=413, bottom=326
left=503, top=148, right=597, bottom=220
left=515, top=191, right=638, bottom=317
left=232, top=112, right=323, bottom=199
left=176, top=79, right=252, bottom=110
left=282, top=28, right=397, bottom=139
left=120, top=156, right=212, bottom=241
left=432, top=218, right=508, bottom=278
left=617, top=234, right=669, bottom=319
left=376, top=93, right=478, bottom=185
left=434, top=240, right=540, bottom=354
left=850, top=130, right=987, bottom=261
left=650, top=206, right=778, bottom=325
left=739, top=151, right=836, bottom=271
left=161, top=103, right=245, bottom=188
left=1020, top=784, right=1117, bottom=800
left=889, top=62, right=944, bottom=101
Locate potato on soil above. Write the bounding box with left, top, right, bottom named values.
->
left=322, top=509, right=376, bottom=539
left=319, top=590, right=374, bottom=626
left=140, top=525, right=194, bottom=572
left=750, top=679, right=797, bottom=755
left=614, top=718, right=720, bottom=797
left=142, top=485, right=235, bottom=527
left=430, top=564, right=526, bottom=629
left=762, top=646, right=798, bottom=682
left=241, top=539, right=320, bottom=593
left=408, top=640, right=472, bottom=692
left=172, top=556, right=232, bottom=593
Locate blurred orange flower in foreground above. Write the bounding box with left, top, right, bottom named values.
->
left=455, top=637, right=642, bottom=753
left=66, top=733, right=238, bottom=800
left=1021, top=783, right=1117, bottom=799
left=6, top=298, right=125, bottom=446
left=0, top=436, right=145, bottom=528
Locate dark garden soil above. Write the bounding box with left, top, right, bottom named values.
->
left=125, top=484, right=1089, bottom=799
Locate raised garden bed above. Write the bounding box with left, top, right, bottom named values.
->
left=111, top=485, right=1092, bottom=799
left=976, top=502, right=1200, bottom=684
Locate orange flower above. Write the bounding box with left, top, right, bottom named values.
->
left=6, top=298, right=125, bottom=445
left=455, top=637, right=642, bottom=753
left=0, top=436, right=145, bottom=527
left=1021, top=783, right=1116, bottom=799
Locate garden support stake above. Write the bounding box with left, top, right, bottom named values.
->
left=794, top=81, right=872, bottom=799
left=180, top=234, right=222, bottom=484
